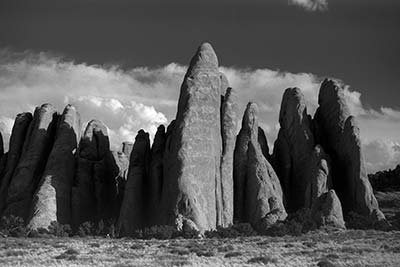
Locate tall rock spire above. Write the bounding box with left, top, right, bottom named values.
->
left=233, top=102, right=287, bottom=231
left=314, top=79, right=385, bottom=223
left=161, top=42, right=226, bottom=232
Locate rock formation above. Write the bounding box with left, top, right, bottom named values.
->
left=28, top=105, right=81, bottom=230
left=0, top=43, right=387, bottom=234
left=147, top=125, right=166, bottom=225
left=0, top=112, right=33, bottom=214
left=220, top=87, right=239, bottom=227
left=118, top=130, right=150, bottom=235
left=161, top=43, right=227, bottom=232
left=314, top=79, right=385, bottom=222
left=273, top=88, right=316, bottom=211
left=234, top=103, right=287, bottom=230
left=311, top=190, right=345, bottom=229
left=111, top=150, right=130, bottom=217
left=72, top=119, right=118, bottom=228
left=3, top=104, right=58, bottom=220
left=304, top=145, right=332, bottom=209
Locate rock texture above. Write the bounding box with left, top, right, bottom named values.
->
left=314, top=79, right=385, bottom=222
left=0, top=112, right=33, bottom=214
left=220, top=87, right=239, bottom=227
left=72, top=120, right=118, bottom=228
left=161, top=43, right=226, bottom=232
left=304, top=145, right=332, bottom=209
left=273, top=88, right=316, bottom=211
left=234, top=103, right=287, bottom=230
left=28, top=105, right=81, bottom=230
left=118, top=130, right=150, bottom=235
left=3, top=104, right=58, bottom=220
left=311, top=190, right=345, bottom=229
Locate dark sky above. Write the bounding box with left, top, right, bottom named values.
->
left=1, top=0, right=399, bottom=110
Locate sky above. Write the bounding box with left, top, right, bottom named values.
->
left=0, top=0, right=399, bottom=173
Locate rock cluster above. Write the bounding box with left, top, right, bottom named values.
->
left=0, top=42, right=385, bottom=234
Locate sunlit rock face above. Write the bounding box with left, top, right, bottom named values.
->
left=161, top=43, right=232, bottom=232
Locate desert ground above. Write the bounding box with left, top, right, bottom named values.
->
left=0, top=229, right=399, bottom=267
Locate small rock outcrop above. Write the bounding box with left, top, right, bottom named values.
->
left=311, top=190, right=346, bottom=229
left=314, top=79, right=385, bottom=222
left=234, top=103, right=287, bottom=231
left=161, top=43, right=227, bottom=232
left=304, top=145, right=332, bottom=208
left=273, top=88, right=316, bottom=211
left=3, top=104, right=58, bottom=220
left=118, top=130, right=150, bottom=235
left=0, top=112, right=33, bottom=214
left=28, top=105, right=81, bottom=230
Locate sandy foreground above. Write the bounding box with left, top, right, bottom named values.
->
left=0, top=230, right=399, bottom=267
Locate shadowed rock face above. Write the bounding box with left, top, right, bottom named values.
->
left=28, top=105, right=81, bottom=230
left=314, top=79, right=385, bottom=222
left=273, top=88, right=316, bottom=211
left=3, top=104, right=58, bottom=220
left=118, top=130, right=150, bottom=235
left=148, top=125, right=166, bottom=225
left=0, top=112, right=33, bottom=214
left=234, top=103, right=287, bottom=230
left=72, top=119, right=118, bottom=228
left=220, top=87, right=239, bottom=227
left=162, top=43, right=225, bottom=232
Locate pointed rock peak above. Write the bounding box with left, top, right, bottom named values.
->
left=279, top=87, right=308, bottom=125
left=156, top=125, right=165, bottom=133
left=318, top=78, right=346, bottom=105
left=186, top=42, right=218, bottom=75
left=85, top=119, right=108, bottom=136
left=242, top=102, right=259, bottom=132
left=39, top=103, right=55, bottom=111
left=136, top=129, right=149, bottom=140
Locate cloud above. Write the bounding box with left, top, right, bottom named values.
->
left=0, top=47, right=399, bottom=173
left=288, top=0, right=328, bottom=11
left=363, top=140, right=400, bottom=174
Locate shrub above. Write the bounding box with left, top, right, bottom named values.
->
left=77, top=221, right=96, bottom=237
left=141, top=225, right=180, bottom=240
left=264, top=208, right=317, bottom=237
left=48, top=221, right=72, bottom=237
left=0, top=215, right=28, bottom=237
left=204, top=223, right=256, bottom=238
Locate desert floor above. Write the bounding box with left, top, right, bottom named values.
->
left=0, top=229, right=400, bottom=267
